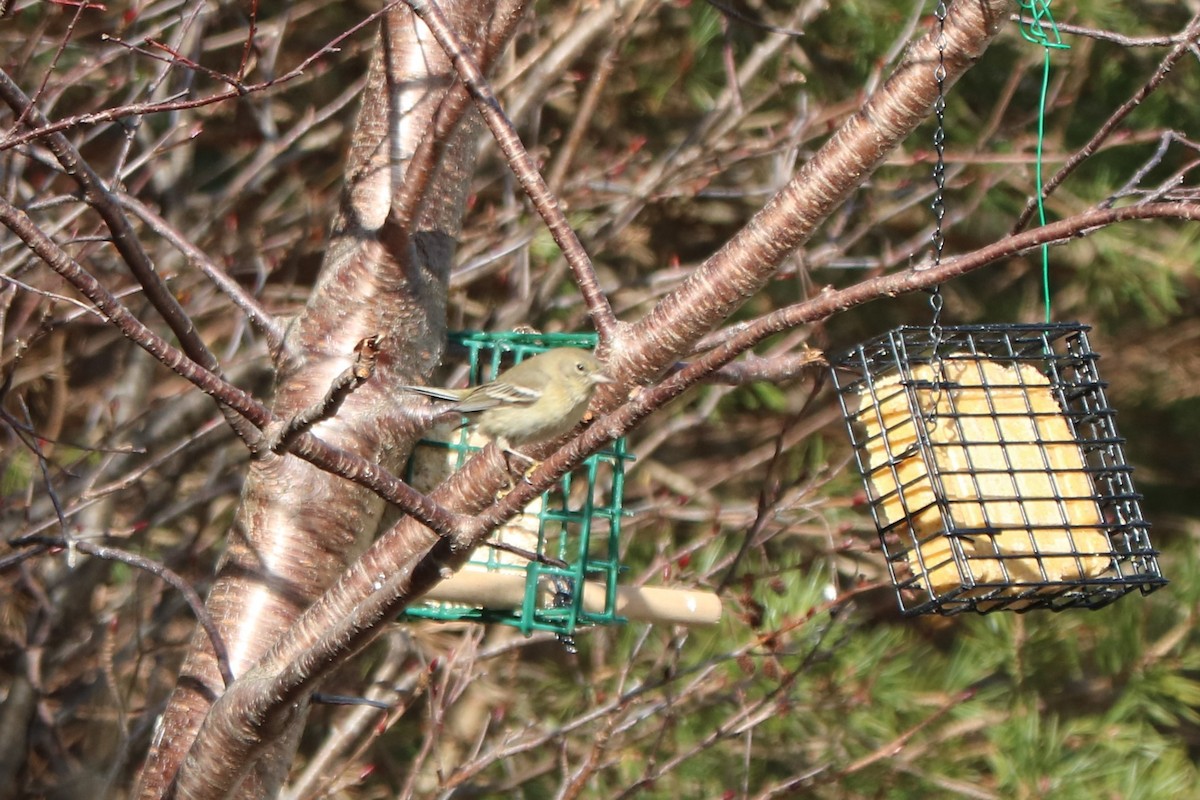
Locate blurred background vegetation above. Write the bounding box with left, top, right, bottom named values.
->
left=2, top=0, right=1199, bottom=797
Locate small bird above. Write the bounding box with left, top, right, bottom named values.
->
left=398, top=348, right=613, bottom=451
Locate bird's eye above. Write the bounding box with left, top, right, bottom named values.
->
left=575, top=361, right=587, bottom=373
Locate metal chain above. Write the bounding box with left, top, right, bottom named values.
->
left=930, top=0, right=948, bottom=275
left=929, top=0, right=948, bottom=330
left=925, top=1, right=949, bottom=430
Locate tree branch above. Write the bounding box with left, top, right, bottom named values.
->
left=597, top=202, right=1200, bottom=444
left=404, top=0, right=619, bottom=342
left=8, top=535, right=236, bottom=687
left=1011, top=13, right=1200, bottom=231
left=0, top=195, right=469, bottom=543
left=265, top=336, right=382, bottom=454
left=614, top=0, right=1013, bottom=376
left=0, top=69, right=259, bottom=445
left=115, top=193, right=284, bottom=352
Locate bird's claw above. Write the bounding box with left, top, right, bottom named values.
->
left=520, top=459, right=544, bottom=485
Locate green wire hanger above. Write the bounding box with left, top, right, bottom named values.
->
left=1017, top=1, right=1069, bottom=323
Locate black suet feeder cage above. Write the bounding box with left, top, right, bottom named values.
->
left=831, top=323, right=1166, bottom=616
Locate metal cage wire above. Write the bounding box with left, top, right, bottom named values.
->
left=831, top=323, right=1166, bottom=615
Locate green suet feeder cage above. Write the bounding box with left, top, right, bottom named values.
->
left=831, top=323, right=1166, bottom=616
left=402, top=332, right=722, bottom=638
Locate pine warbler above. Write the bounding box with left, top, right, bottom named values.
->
left=399, top=348, right=613, bottom=449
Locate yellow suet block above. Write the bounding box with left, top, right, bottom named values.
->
left=851, top=357, right=1112, bottom=598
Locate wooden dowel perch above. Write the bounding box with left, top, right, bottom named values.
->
left=423, top=571, right=723, bottom=627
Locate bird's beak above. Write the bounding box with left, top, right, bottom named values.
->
left=592, top=372, right=615, bottom=385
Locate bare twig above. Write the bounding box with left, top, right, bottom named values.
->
left=116, top=193, right=284, bottom=350
left=699, top=349, right=827, bottom=385
left=0, top=195, right=471, bottom=544
left=835, top=689, right=975, bottom=777
left=2, top=400, right=70, bottom=544
left=1012, top=14, right=1200, bottom=231
left=0, top=5, right=397, bottom=153
left=545, top=0, right=649, bottom=194
left=0, top=69, right=260, bottom=445
left=403, top=0, right=618, bottom=342
left=704, top=0, right=806, bottom=38
left=1013, top=14, right=1198, bottom=47
left=1101, top=132, right=1200, bottom=208
left=6, top=534, right=236, bottom=687
left=266, top=335, right=381, bottom=453
left=0, top=272, right=107, bottom=319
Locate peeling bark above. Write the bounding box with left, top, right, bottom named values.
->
left=134, top=2, right=528, bottom=797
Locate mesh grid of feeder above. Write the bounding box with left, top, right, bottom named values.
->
left=402, top=331, right=721, bottom=636
left=831, top=323, right=1166, bottom=615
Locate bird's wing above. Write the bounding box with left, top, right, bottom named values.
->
left=451, top=380, right=542, bottom=413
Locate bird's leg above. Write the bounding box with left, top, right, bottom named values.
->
left=494, top=437, right=540, bottom=481
left=487, top=438, right=541, bottom=500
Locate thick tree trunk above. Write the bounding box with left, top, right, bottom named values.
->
left=134, top=2, right=527, bottom=796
